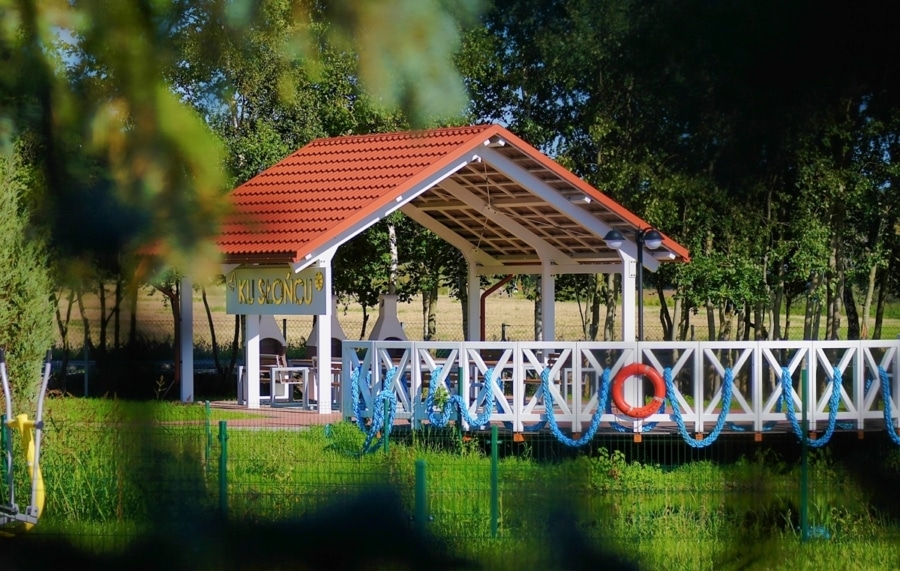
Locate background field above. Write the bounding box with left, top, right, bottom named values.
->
left=62, top=284, right=900, bottom=357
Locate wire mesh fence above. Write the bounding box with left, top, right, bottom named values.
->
left=11, top=404, right=900, bottom=568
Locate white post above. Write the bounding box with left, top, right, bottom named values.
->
left=246, top=314, right=261, bottom=409
left=316, top=259, right=333, bottom=413
left=467, top=259, right=480, bottom=341
left=620, top=253, right=637, bottom=342
left=541, top=264, right=555, bottom=342
left=179, top=276, right=194, bottom=402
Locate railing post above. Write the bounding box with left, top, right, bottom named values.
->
left=491, top=425, right=499, bottom=538
left=218, top=420, right=228, bottom=518
left=800, top=368, right=809, bottom=542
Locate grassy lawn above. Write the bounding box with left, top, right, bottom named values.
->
left=7, top=399, right=897, bottom=569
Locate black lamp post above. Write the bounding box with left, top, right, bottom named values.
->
left=604, top=228, right=663, bottom=341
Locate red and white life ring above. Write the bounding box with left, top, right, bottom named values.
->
left=611, top=363, right=666, bottom=419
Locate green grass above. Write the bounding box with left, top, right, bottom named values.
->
left=8, top=399, right=900, bottom=569
left=42, top=395, right=255, bottom=423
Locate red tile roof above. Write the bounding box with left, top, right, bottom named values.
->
left=218, top=124, right=689, bottom=268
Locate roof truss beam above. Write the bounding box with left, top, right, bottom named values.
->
left=479, top=147, right=661, bottom=272
left=438, top=176, right=576, bottom=266
left=401, top=203, right=502, bottom=267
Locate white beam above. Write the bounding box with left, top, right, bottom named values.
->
left=440, top=178, right=577, bottom=266
left=179, top=276, right=194, bottom=403
left=316, top=251, right=334, bottom=413
left=619, top=252, right=636, bottom=342
left=541, top=264, right=555, bottom=341
left=467, top=258, right=481, bottom=341
left=246, top=314, right=261, bottom=409
left=475, top=263, right=625, bottom=275
left=402, top=203, right=501, bottom=267
left=479, top=146, right=661, bottom=273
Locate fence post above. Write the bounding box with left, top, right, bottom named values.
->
left=205, top=401, right=211, bottom=473
left=491, top=425, right=499, bottom=538
left=218, top=420, right=228, bottom=518
left=415, top=459, right=427, bottom=532
left=800, top=368, right=809, bottom=542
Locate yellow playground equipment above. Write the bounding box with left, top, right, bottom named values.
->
left=0, top=349, right=50, bottom=533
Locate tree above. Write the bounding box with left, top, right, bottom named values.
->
left=1, top=0, right=483, bottom=282
left=0, top=147, right=55, bottom=407
left=462, top=0, right=900, bottom=341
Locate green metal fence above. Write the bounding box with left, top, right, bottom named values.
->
left=10, top=405, right=900, bottom=569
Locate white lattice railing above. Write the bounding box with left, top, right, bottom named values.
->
left=341, top=340, right=900, bottom=435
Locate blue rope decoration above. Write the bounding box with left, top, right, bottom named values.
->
left=878, top=366, right=900, bottom=446
left=350, top=365, right=372, bottom=430
left=668, top=367, right=734, bottom=448
left=541, top=368, right=612, bottom=447
left=780, top=366, right=842, bottom=448
left=424, top=367, right=496, bottom=429
left=349, top=365, right=398, bottom=454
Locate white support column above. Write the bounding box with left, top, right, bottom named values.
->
left=246, top=314, right=261, bottom=409
left=541, top=264, right=555, bottom=342
left=467, top=259, right=481, bottom=341
left=316, top=258, right=334, bottom=414
left=179, top=276, right=194, bottom=403
left=620, top=253, right=637, bottom=342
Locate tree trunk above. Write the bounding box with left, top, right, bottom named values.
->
left=672, top=296, right=684, bottom=341
left=860, top=263, right=877, bottom=339
left=54, top=289, right=75, bottom=393
left=76, top=289, right=93, bottom=352
left=98, top=280, right=108, bottom=352
left=656, top=282, right=673, bottom=340
left=202, top=286, right=222, bottom=377
left=229, top=315, right=241, bottom=377
left=589, top=275, right=602, bottom=341
left=843, top=283, right=860, bottom=340
left=718, top=303, right=733, bottom=341
left=422, top=284, right=438, bottom=341
left=359, top=307, right=369, bottom=340
left=114, top=275, right=122, bottom=349
left=603, top=273, right=618, bottom=341
left=772, top=266, right=784, bottom=340
left=459, top=273, right=469, bottom=340
left=784, top=294, right=792, bottom=340
left=705, top=300, right=716, bottom=341
left=128, top=283, right=138, bottom=346
left=803, top=271, right=820, bottom=340
left=874, top=262, right=890, bottom=340
left=170, top=288, right=181, bottom=391
left=152, top=282, right=181, bottom=389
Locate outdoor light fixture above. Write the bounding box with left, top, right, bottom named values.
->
left=603, top=228, right=664, bottom=341
left=603, top=229, right=625, bottom=250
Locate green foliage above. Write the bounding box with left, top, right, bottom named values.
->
left=0, top=148, right=54, bottom=408
left=462, top=0, right=900, bottom=341
left=0, top=0, right=483, bottom=282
